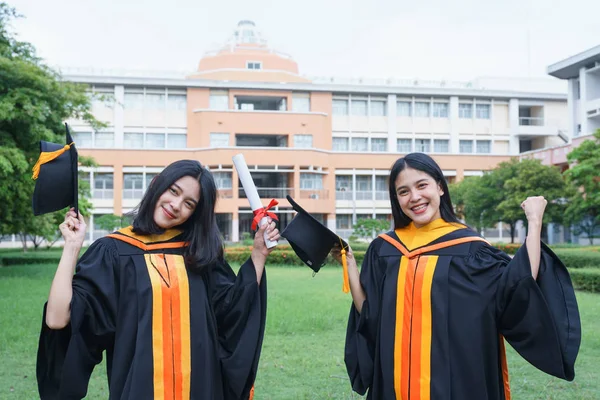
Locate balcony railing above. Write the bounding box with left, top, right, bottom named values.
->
left=356, top=191, right=373, bottom=200
left=93, top=189, right=114, bottom=199
left=123, top=189, right=144, bottom=199
left=519, top=117, right=545, bottom=126
left=336, top=191, right=389, bottom=200
left=336, top=190, right=352, bottom=200
left=336, top=229, right=354, bottom=239
left=239, top=187, right=294, bottom=199
left=218, top=188, right=233, bottom=199
left=299, top=189, right=329, bottom=200
left=375, top=191, right=389, bottom=200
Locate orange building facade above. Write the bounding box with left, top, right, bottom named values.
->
left=61, top=21, right=571, bottom=243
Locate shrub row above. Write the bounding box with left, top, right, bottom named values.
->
left=569, top=269, right=600, bottom=293
left=3, top=247, right=599, bottom=293
left=552, top=250, right=600, bottom=269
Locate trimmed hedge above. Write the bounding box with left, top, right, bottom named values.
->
left=2, top=246, right=599, bottom=293
left=569, top=268, right=600, bottom=293
left=552, top=250, right=600, bottom=269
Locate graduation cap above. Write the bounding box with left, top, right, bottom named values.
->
left=281, top=195, right=350, bottom=293
left=31, top=123, right=78, bottom=216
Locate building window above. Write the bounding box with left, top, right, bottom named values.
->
left=332, top=99, right=349, bottom=115
left=356, top=176, right=372, bottom=191
left=459, top=103, right=473, bottom=119
left=433, top=139, right=449, bottom=153
left=476, top=104, right=491, bottom=119
left=415, top=102, right=430, bottom=118
left=397, top=101, right=412, bottom=117
left=300, top=173, right=323, bottom=190
left=351, top=137, right=368, bottom=152
left=145, top=93, right=165, bottom=109
left=294, top=134, right=313, bottom=148
left=375, top=176, right=388, bottom=200
left=212, top=171, right=232, bottom=189
left=459, top=140, right=473, bottom=153
left=476, top=140, right=491, bottom=154
left=432, top=103, right=449, bottom=118
left=292, top=94, right=310, bottom=112
left=73, top=132, right=92, bottom=148
left=246, top=61, right=262, bottom=70
left=145, top=173, right=158, bottom=189
left=370, top=100, right=386, bottom=116
left=95, top=132, right=114, bottom=148
left=210, top=133, right=230, bottom=147
left=123, top=173, right=144, bottom=199
left=209, top=90, right=229, bottom=110
left=371, top=138, right=387, bottom=152
left=336, top=175, right=351, bottom=191
left=93, top=173, right=113, bottom=199
left=167, top=134, right=187, bottom=149
left=397, top=139, right=412, bottom=153
left=332, top=137, right=349, bottom=151
left=415, top=139, right=431, bottom=152
left=124, top=93, right=144, bottom=110
left=336, top=214, right=352, bottom=230
left=351, top=100, right=368, bottom=116
left=167, top=94, right=187, bottom=111
left=145, top=133, right=165, bottom=148
left=124, top=132, right=143, bottom=148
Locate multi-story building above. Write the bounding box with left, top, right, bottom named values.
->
left=525, top=44, right=600, bottom=170
left=514, top=44, right=600, bottom=244
left=39, top=21, right=576, bottom=243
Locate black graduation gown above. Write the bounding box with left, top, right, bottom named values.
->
left=37, top=227, right=267, bottom=400
left=345, top=219, right=581, bottom=400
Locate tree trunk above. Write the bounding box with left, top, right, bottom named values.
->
left=19, top=233, right=28, bottom=252
left=509, top=223, right=516, bottom=244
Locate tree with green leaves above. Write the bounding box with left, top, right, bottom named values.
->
left=94, top=214, right=129, bottom=233
left=564, top=129, right=600, bottom=244
left=0, top=3, right=101, bottom=249
left=497, top=158, right=572, bottom=242
left=451, top=158, right=571, bottom=243
left=351, top=218, right=390, bottom=241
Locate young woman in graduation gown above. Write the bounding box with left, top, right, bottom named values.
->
left=37, top=160, right=280, bottom=400
left=332, top=153, right=581, bottom=400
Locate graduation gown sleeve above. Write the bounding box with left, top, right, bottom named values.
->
left=209, top=257, right=267, bottom=400
left=477, top=242, right=581, bottom=380
left=344, top=239, right=385, bottom=395
left=37, top=238, right=119, bottom=400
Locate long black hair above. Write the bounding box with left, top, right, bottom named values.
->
left=388, top=152, right=462, bottom=229
left=131, top=159, right=223, bottom=269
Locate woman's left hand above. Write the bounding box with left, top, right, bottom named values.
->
left=521, top=196, right=547, bottom=226
left=251, top=218, right=280, bottom=264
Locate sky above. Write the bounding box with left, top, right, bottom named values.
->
left=9, top=0, right=600, bottom=82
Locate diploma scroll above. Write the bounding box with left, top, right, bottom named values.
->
left=232, top=154, right=278, bottom=249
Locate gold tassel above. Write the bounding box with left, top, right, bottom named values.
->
left=341, top=242, right=350, bottom=293
left=31, top=143, right=74, bottom=180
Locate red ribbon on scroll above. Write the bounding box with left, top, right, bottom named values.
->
left=251, top=199, right=279, bottom=230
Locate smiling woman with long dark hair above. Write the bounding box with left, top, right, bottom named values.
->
left=37, top=159, right=280, bottom=400
left=332, top=152, right=581, bottom=400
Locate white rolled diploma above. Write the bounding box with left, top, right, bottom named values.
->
left=232, top=153, right=278, bottom=249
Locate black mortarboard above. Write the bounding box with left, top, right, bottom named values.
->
left=281, top=195, right=350, bottom=292
left=32, top=123, right=78, bottom=216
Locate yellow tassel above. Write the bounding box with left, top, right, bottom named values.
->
left=31, top=143, right=73, bottom=180
left=341, top=248, right=350, bottom=293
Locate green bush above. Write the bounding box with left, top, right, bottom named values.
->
left=553, top=250, right=600, bottom=269
left=569, top=268, right=600, bottom=293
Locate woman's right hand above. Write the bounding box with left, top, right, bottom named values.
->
left=59, top=208, right=86, bottom=248
left=330, top=243, right=356, bottom=267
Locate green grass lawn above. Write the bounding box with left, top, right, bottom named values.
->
left=0, top=264, right=598, bottom=399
